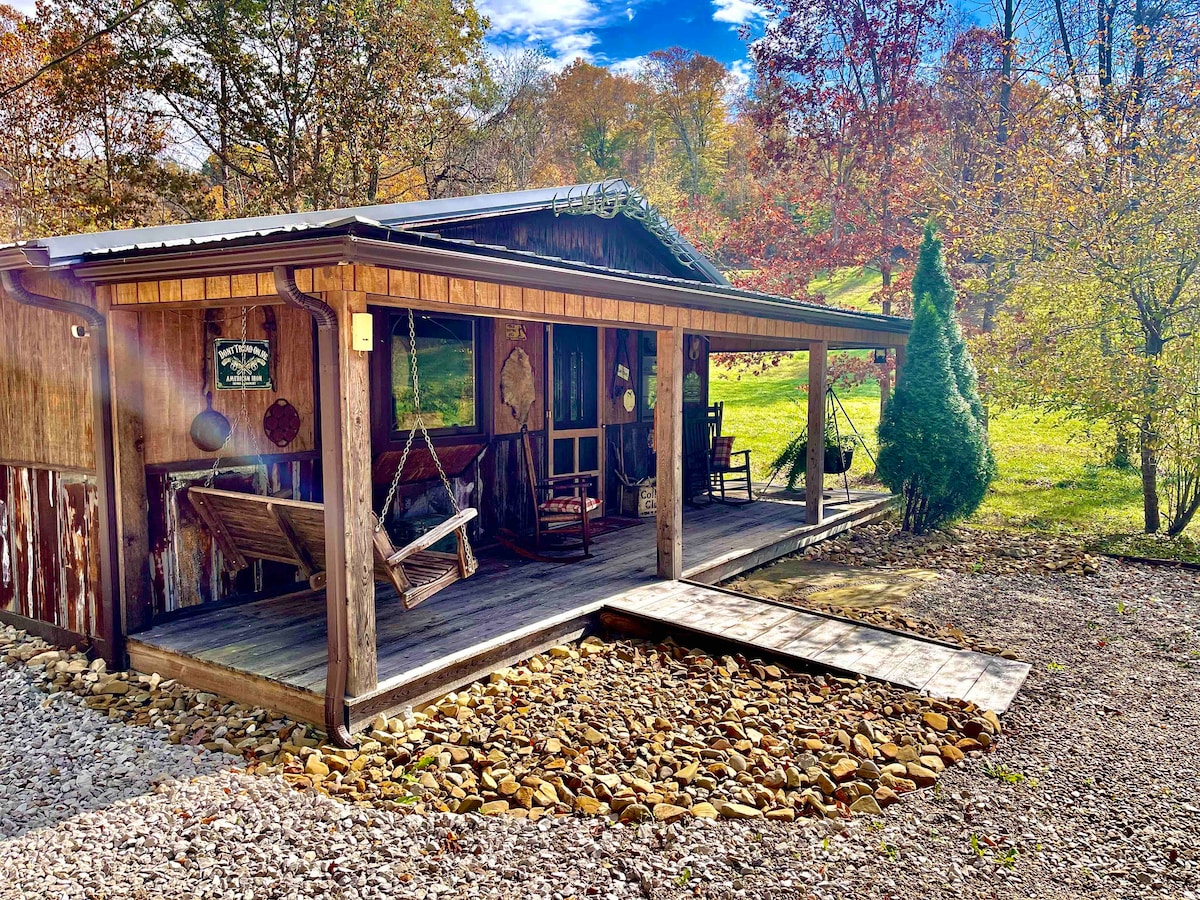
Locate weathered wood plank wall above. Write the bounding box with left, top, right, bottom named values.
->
left=136, top=305, right=317, bottom=466
left=492, top=318, right=546, bottom=434
left=146, top=458, right=316, bottom=615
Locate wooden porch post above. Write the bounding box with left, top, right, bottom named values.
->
left=656, top=326, right=684, bottom=580
left=806, top=341, right=827, bottom=525
left=893, top=342, right=907, bottom=389
left=106, top=305, right=153, bottom=636
left=322, top=289, right=377, bottom=697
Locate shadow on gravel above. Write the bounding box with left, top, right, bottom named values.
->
left=0, top=665, right=222, bottom=842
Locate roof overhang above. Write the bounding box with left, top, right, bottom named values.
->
left=37, top=229, right=906, bottom=341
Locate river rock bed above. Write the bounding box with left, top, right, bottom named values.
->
left=262, top=637, right=1000, bottom=822
left=0, top=560, right=1196, bottom=898
left=0, top=622, right=1000, bottom=825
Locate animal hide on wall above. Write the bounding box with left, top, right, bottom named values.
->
left=500, top=347, right=536, bottom=427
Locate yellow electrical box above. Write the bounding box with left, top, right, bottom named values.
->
left=351, top=312, right=373, bottom=351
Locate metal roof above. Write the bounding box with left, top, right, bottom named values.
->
left=1, top=180, right=728, bottom=285
left=390, top=229, right=912, bottom=334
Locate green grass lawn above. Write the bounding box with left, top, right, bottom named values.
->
left=807, top=267, right=884, bottom=311
left=710, top=352, right=1150, bottom=538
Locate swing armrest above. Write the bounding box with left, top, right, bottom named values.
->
left=386, top=508, right=477, bottom=566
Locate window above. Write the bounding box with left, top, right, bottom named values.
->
left=639, top=331, right=657, bottom=421
left=389, top=312, right=477, bottom=434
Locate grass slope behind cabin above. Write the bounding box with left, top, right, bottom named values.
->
left=710, top=268, right=1150, bottom=541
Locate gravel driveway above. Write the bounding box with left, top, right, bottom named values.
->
left=0, top=559, right=1197, bottom=899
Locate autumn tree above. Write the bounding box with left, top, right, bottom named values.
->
left=542, top=60, right=643, bottom=183
left=979, top=1, right=1200, bottom=534
left=751, top=0, right=947, bottom=303
left=0, top=4, right=79, bottom=239
left=639, top=48, right=731, bottom=203
left=141, top=0, right=487, bottom=213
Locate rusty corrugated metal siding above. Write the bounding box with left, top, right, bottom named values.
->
left=0, top=464, right=99, bottom=637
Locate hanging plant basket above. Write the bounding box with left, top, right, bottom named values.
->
left=824, top=445, right=854, bottom=474
left=770, top=436, right=856, bottom=490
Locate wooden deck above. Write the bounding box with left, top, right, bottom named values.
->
left=607, top=581, right=1030, bottom=712
left=124, top=489, right=1030, bottom=730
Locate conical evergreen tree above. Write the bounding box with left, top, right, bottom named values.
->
left=911, top=223, right=989, bottom=430
left=877, top=299, right=993, bottom=532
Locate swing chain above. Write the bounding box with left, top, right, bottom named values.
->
left=378, top=309, right=476, bottom=571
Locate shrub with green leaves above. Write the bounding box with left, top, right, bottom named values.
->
left=911, top=223, right=988, bottom=429
left=877, top=298, right=994, bottom=532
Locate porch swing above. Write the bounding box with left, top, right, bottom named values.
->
left=189, top=308, right=478, bottom=610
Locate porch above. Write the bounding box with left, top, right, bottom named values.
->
left=127, top=490, right=894, bottom=731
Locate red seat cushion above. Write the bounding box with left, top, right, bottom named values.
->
left=711, top=435, right=736, bottom=469
left=540, top=495, right=600, bottom=514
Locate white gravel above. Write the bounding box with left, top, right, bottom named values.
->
left=0, top=559, right=1197, bottom=899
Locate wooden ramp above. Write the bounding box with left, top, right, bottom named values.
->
left=605, top=581, right=1030, bottom=713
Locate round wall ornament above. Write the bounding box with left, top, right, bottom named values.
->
left=263, top=398, right=301, bottom=447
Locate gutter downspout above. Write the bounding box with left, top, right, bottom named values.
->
left=0, top=269, right=122, bottom=670
left=272, top=265, right=354, bottom=747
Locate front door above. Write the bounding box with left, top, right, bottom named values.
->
left=547, top=324, right=603, bottom=503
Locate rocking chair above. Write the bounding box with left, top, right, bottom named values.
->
left=683, top=402, right=754, bottom=506
left=497, top=425, right=600, bottom=562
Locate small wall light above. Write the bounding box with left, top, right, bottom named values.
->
left=351, top=312, right=373, bottom=352
left=70, top=324, right=89, bottom=339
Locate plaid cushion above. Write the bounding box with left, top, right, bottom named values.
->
left=711, top=435, right=735, bottom=469
left=540, top=495, right=600, bottom=514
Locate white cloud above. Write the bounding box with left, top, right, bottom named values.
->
left=712, top=0, right=766, bottom=25
left=609, top=55, right=647, bottom=77
left=725, top=59, right=753, bottom=109
left=481, top=0, right=645, bottom=69
left=479, top=0, right=599, bottom=40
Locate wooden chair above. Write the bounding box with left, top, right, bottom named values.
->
left=187, top=487, right=477, bottom=610
left=497, top=426, right=600, bottom=562
left=683, top=414, right=715, bottom=506
left=684, top=403, right=754, bottom=505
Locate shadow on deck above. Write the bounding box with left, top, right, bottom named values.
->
left=128, top=491, right=896, bottom=730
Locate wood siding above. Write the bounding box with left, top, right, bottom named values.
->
left=112, top=266, right=904, bottom=350
left=136, top=305, right=317, bottom=466
left=492, top=318, right=546, bottom=435
left=0, top=464, right=99, bottom=637
left=432, top=210, right=698, bottom=281
left=0, top=288, right=95, bottom=472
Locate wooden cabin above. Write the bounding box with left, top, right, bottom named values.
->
left=0, top=182, right=910, bottom=741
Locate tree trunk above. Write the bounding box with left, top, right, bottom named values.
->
left=1140, top=416, right=1160, bottom=533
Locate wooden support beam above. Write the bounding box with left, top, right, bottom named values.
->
left=267, top=502, right=315, bottom=579
left=106, top=306, right=153, bottom=636
left=656, top=326, right=684, bottom=579
left=893, top=343, right=907, bottom=388
left=322, top=289, right=378, bottom=696
left=806, top=341, right=828, bottom=525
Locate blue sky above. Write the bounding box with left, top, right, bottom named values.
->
left=479, top=0, right=767, bottom=77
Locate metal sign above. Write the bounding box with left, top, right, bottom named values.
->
left=214, top=339, right=273, bottom=390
